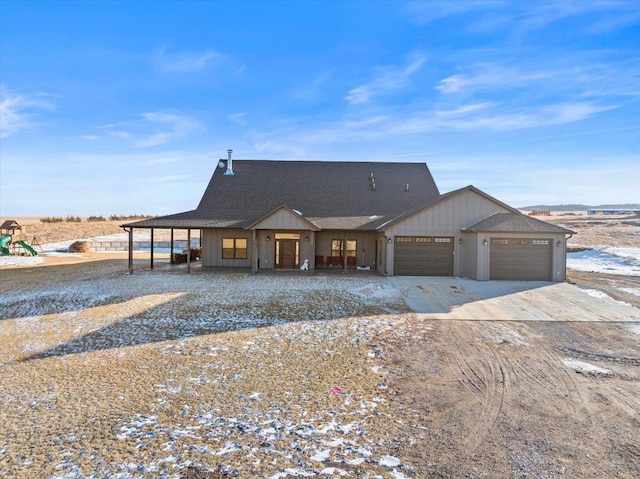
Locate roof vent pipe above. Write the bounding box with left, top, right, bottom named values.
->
left=224, top=149, right=234, bottom=176
left=405, top=183, right=410, bottom=192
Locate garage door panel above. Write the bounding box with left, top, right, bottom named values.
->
left=394, top=236, right=453, bottom=276
left=490, top=238, right=552, bottom=281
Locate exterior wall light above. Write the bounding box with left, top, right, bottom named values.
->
left=388, top=237, right=392, bottom=244
left=557, top=240, right=562, bottom=247
left=266, top=236, right=270, bottom=241
left=483, top=239, right=488, bottom=246
left=458, top=238, right=463, bottom=245
left=305, top=236, right=309, bottom=242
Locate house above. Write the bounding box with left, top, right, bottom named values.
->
left=122, top=151, right=574, bottom=281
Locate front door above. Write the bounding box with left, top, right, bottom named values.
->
left=278, top=239, right=297, bottom=269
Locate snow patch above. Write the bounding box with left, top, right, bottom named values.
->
left=563, top=358, right=612, bottom=375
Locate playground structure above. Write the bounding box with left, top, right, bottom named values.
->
left=0, top=220, right=40, bottom=256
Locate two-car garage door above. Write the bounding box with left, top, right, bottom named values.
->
left=394, top=236, right=453, bottom=276
left=490, top=238, right=552, bottom=281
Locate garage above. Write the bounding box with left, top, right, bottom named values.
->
left=394, top=236, right=453, bottom=276
left=490, top=238, right=552, bottom=280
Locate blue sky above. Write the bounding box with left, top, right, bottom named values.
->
left=1, top=0, right=639, bottom=216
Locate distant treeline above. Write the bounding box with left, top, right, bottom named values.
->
left=521, top=203, right=640, bottom=211
left=40, top=214, right=156, bottom=223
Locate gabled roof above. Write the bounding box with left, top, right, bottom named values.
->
left=1, top=220, right=21, bottom=230
left=462, top=212, right=575, bottom=234
left=123, top=160, right=440, bottom=230
left=377, top=185, right=519, bottom=230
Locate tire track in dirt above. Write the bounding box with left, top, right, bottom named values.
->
left=449, top=323, right=509, bottom=454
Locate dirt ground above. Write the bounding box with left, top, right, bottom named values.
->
left=0, top=214, right=638, bottom=478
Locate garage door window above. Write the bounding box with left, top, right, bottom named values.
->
left=492, top=239, right=509, bottom=245
left=532, top=240, right=550, bottom=245
left=396, top=237, right=412, bottom=243
left=416, top=237, right=431, bottom=243
left=434, top=237, right=451, bottom=243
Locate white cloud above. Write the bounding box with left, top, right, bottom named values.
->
left=345, top=54, right=427, bottom=105
left=81, top=135, right=100, bottom=141
left=228, top=112, right=247, bottom=125
left=293, top=70, right=334, bottom=101
left=391, top=102, right=618, bottom=134
left=437, top=65, right=553, bottom=94
left=102, top=111, right=200, bottom=148
left=0, top=85, right=55, bottom=138
left=154, top=45, right=224, bottom=73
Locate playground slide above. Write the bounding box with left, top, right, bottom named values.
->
left=16, top=240, right=38, bottom=256
left=0, top=235, right=11, bottom=256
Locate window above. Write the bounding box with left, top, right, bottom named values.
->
left=331, top=239, right=357, bottom=257
left=491, top=239, right=509, bottom=245
left=532, top=239, right=550, bottom=245
left=222, top=238, right=247, bottom=259
left=395, top=237, right=412, bottom=243
left=416, top=237, right=431, bottom=243
left=434, top=237, right=451, bottom=243
left=511, top=239, right=529, bottom=245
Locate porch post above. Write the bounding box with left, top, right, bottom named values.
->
left=128, top=228, right=133, bottom=274
left=170, top=229, right=174, bottom=263
left=252, top=229, right=258, bottom=273
left=343, top=232, right=348, bottom=272
left=310, top=231, right=316, bottom=270
left=150, top=228, right=154, bottom=270
left=187, top=229, right=191, bottom=274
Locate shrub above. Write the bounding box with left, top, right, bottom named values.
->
left=65, top=216, right=82, bottom=223
left=87, top=215, right=106, bottom=222
left=109, top=214, right=156, bottom=221
left=40, top=217, right=64, bottom=223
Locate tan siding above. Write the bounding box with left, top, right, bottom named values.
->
left=390, top=190, right=512, bottom=235
left=315, top=231, right=377, bottom=269
left=252, top=209, right=311, bottom=230
left=202, top=228, right=251, bottom=268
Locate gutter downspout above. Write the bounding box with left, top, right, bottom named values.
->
left=565, top=233, right=573, bottom=283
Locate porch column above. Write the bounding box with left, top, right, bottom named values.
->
left=128, top=228, right=133, bottom=274
left=187, top=229, right=191, bottom=274
left=170, top=229, right=174, bottom=263
left=343, top=232, right=348, bottom=272
left=251, top=229, right=258, bottom=273
left=310, top=231, right=316, bottom=270
left=150, top=228, right=154, bottom=270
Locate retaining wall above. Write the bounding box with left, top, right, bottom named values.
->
left=87, top=239, right=201, bottom=252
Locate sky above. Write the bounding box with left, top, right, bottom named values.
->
left=1, top=0, right=639, bottom=216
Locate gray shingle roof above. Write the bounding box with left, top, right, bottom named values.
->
left=123, top=160, right=440, bottom=230
left=462, top=212, right=575, bottom=234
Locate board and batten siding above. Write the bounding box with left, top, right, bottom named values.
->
left=251, top=208, right=312, bottom=230
left=202, top=228, right=252, bottom=268
left=384, top=189, right=512, bottom=276
left=315, top=231, right=377, bottom=269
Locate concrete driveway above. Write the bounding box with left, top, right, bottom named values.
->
left=389, top=276, right=640, bottom=321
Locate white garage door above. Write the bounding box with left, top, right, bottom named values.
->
left=394, top=236, right=453, bottom=276
left=490, top=238, right=552, bottom=280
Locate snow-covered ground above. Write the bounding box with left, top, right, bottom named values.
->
left=567, top=246, right=640, bottom=276
left=1, top=272, right=414, bottom=478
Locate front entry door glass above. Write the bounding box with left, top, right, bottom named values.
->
left=275, top=233, right=300, bottom=269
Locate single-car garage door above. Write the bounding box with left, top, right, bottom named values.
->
left=490, top=238, right=552, bottom=280
left=394, top=236, right=453, bottom=276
